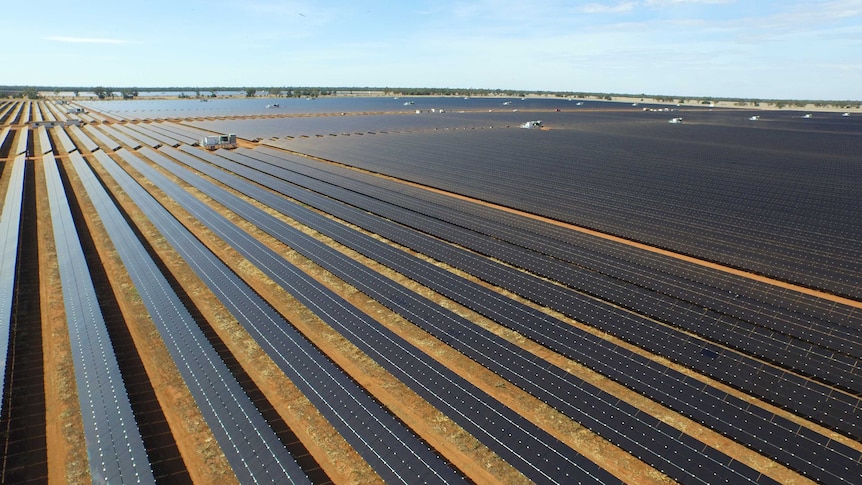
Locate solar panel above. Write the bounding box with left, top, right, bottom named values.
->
left=36, top=126, right=52, bottom=154
left=123, top=123, right=180, bottom=147
left=0, top=127, right=10, bottom=151
left=43, top=154, right=155, bottom=484
left=112, top=123, right=161, bottom=149
left=98, top=148, right=469, bottom=484
left=52, top=126, right=77, bottom=154
left=15, top=128, right=29, bottom=156
left=67, top=125, right=101, bottom=153
left=204, top=144, right=861, bottom=483
left=96, top=124, right=142, bottom=150
left=145, top=145, right=764, bottom=484
left=0, top=155, right=26, bottom=418
left=79, top=150, right=309, bottom=484
left=82, top=124, right=121, bottom=151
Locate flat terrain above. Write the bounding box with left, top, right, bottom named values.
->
left=0, top=97, right=860, bottom=484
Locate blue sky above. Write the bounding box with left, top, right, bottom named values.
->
left=3, top=0, right=861, bottom=100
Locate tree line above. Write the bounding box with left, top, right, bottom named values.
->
left=1, top=85, right=859, bottom=108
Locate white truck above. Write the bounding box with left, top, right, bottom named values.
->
left=520, top=120, right=543, bottom=129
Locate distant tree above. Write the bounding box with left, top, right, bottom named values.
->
left=73, top=90, right=79, bottom=97
left=23, top=87, right=40, bottom=99
left=246, top=88, right=256, bottom=97
left=94, top=86, right=107, bottom=99
left=121, top=88, right=138, bottom=99
left=210, top=90, right=217, bottom=97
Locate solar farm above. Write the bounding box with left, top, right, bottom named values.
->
left=0, top=96, right=860, bottom=484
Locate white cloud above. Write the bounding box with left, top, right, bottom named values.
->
left=645, top=0, right=735, bottom=5
left=582, top=2, right=639, bottom=13
left=582, top=0, right=732, bottom=14
left=46, top=36, right=130, bottom=44
left=770, top=0, right=862, bottom=27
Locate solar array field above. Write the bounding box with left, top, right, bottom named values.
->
left=0, top=97, right=860, bottom=484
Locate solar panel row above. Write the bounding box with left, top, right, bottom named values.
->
left=225, top=146, right=862, bottom=442
left=252, top=144, right=862, bottom=359
left=76, top=112, right=96, bottom=124
left=193, top=146, right=861, bottom=484
left=43, top=102, right=59, bottom=122
left=97, top=124, right=142, bottom=150
left=45, top=101, right=66, bottom=123
left=143, top=123, right=199, bottom=145
left=123, top=123, right=180, bottom=148
left=113, top=124, right=161, bottom=149
left=19, top=103, right=30, bottom=125
left=100, top=147, right=469, bottom=485
left=65, top=104, right=862, bottom=482
left=52, top=126, right=78, bottom=154
left=327, top=186, right=860, bottom=392
left=76, top=151, right=309, bottom=484
left=164, top=122, right=211, bottom=139
left=67, top=125, right=101, bottom=153
left=159, top=145, right=777, bottom=484
left=82, top=124, right=121, bottom=152
left=36, top=126, right=52, bottom=155
left=0, top=155, right=26, bottom=418
left=43, top=154, right=155, bottom=484
left=31, top=103, right=43, bottom=123
left=273, top=129, right=860, bottom=299
left=82, top=109, right=107, bottom=123
left=0, top=127, right=10, bottom=152
left=7, top=103, right=24, bottom=126
left=0, top=103, right=14, bottom=125
left=129, top=145, right=616, bottom=484
left=15, top=128, right=28, bottom=156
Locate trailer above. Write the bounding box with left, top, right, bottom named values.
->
left=201, top=133, right=237, bottom=150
